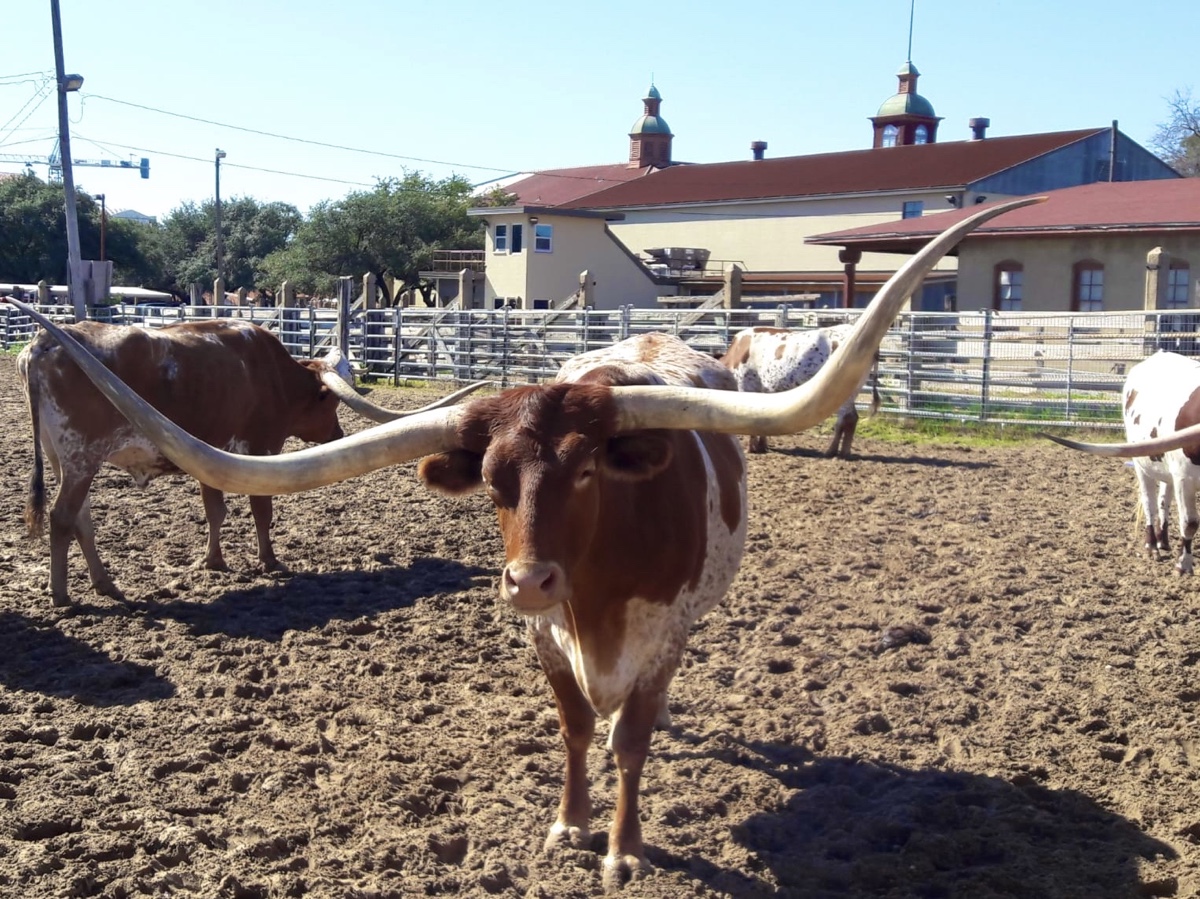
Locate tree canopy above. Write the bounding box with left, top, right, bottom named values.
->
left=1152, top=88, right=1200, bottom=177
left=260, top=173, right=484, bottom=301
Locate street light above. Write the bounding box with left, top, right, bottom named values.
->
left=96, top=193, right=106, bottom=261
left=61, top=73, right=83, bottom=92
left=214, top=148, right=227, bottom=284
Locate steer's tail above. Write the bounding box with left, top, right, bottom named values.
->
left=21, top=352, right=46, bottom=539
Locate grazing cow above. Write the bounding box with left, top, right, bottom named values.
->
left=18, top=318, right=482, bottom=606
left=11, top=196, right=1037, bottom=887
left=1043, top=350, right=1200, bottom=575
left=720, top=324, right=880, bottom=456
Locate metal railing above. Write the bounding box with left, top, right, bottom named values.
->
left=5, top=303, right=1198, bottom=430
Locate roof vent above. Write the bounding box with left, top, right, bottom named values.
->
left=751, top=141, right=768, bottom=161
left=969, top=117, right=990, bottom=141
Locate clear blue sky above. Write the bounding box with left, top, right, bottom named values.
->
left=2, top=1, right=1195, bottom=219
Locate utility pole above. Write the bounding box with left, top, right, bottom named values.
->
left=97, top=193, right=106, bottom=261
left=51, top=0, right=86, bottom=319
left=214, top=148, right=226, bottom=283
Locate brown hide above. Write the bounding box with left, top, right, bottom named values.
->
left=30, top=320, right=342, bottom=463
left=422, top=376, right=744, bottom=675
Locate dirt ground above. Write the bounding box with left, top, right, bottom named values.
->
left=0, top=352, right=1197, bottom=899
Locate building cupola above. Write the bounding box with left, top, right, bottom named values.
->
left=870, top=61, right=942, bottom=148
left=628, top=83, right=673, bottom=169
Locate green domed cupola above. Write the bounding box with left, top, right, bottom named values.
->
left=870, top=61, right=942, bottom=148
left=628, top=83, right=673, bottom=168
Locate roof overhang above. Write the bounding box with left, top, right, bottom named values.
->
left=807, top=223, right=1200, bottom=256
left=467, top=204, right=621, bottom=221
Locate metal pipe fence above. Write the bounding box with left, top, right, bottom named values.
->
left=4, top=303, right=1198, bottom=430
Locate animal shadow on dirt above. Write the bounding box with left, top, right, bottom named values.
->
left=0, top=610, right=176, bottom=706
left=130, top=555, right=491, bottom=642
left=770, top=445, right=998, bottom=470
left=660, top=738, right=1175, bottom=898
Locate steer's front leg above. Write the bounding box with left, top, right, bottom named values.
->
left=602, top=686, right=662, bottom=891
left=537, top=646, right=596, bottom=852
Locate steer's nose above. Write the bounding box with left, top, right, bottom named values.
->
left=502, top=560, right=567, bottom=613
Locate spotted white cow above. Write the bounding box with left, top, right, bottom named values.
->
left=720, top=324, right=880, bottom=456
left=1044, top=350, right=1200, bottom=574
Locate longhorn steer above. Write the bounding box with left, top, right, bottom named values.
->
left=720, top=324, right=880, bottom=456
left=1042, top=350, right=1200, bottom=574
left=18, top=318, right=482, bottom=606
left=8, top=196, right=1039, bottom=887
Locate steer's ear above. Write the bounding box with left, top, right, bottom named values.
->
left=419, top=450, right=483, bottom=495
left=603, top=433, right=674, bottom=482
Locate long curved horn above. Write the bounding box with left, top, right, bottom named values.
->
left=1038, top=424, right=1200, bottom=458
left=319, top=369, right=492, bottom=423
left=7, top=299, right=464, bottom=496
left=611, top=196, right=1047, bottom=434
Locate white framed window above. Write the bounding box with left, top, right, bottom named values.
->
left=914, top=124, right=929, bottom=144
left=994, top=263, right=1023, bottom=312
left=1073, top=262, right=1104, bottom=312
left=1167, top=263, right=1191, bottom=309
left=511, top=223, right=524, bottom=254
left=493, top=224, right=508, bottom=253
left=902, top=200, right=923, bottom=219
left=882, top=124, right=899, bottom=147
left=534, top=223, right=553, bottom=253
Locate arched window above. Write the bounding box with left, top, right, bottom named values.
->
left=994, top=261, right=1024, bottom=311
left=1072, top=261, right=1104, bottom=312
left=1167, top=260, right=1192, bottom=309
left=882, top=124, right=899, bottom=148
left=914, top=124, right=929, bottom=145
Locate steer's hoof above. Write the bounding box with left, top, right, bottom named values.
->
left=543, top=822, right=590, bottom=853
left=92, top=578, right=126, bottom=602
left=602, top=853, right=652, bottom=891
left=50, top=591, right=72, bottom=608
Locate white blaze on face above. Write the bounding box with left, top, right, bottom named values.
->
left=529, top=429, right=747, bottom=722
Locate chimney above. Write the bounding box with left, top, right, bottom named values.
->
left=751, top=140, right=768, bottom=161
left=969, top=117, right=990, bottom=140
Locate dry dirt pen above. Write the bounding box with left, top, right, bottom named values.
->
left=0, top=354, right=1196, bottom=898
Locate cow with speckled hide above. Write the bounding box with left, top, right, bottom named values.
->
left=11, top=196, right=1039, bottom=889
left=720, top=324, right=880, bottom=457
left=17, top=319, right=488, bottom=608
left=1043, top=350, right=1200, bottom=575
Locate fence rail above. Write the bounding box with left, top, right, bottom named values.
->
left=5, top=303, right=1198, bottom=430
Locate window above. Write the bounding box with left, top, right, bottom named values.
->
left=902, top=200, right=924, bottom=219
left=994, top=262, right=1024, bottom=311
left=882, top=124, right=899, bottom=148
left=1167, top=262, right=1191, bottom=309
left=493, top=224, right=507, bottom=253
left=534, top=223, right=553, bottom=253
left=1072, top=261, right=1104, bottom=312
left=510, top=223, right=524, bottom=254
left=914, top=124, right=929, bottom=145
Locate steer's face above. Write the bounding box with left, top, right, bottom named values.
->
left=294, top=362, right=345, bottom=444
left=418, top=384, right=673, bottom=614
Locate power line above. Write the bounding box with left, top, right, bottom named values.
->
left=73, top=133, right=378, bottom=189
left=84, top=93, right=516, bottom=175
left=80, top=92, right=627, bottom=187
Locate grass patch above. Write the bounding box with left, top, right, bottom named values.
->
left=852, top=413, right=1118, bottom=447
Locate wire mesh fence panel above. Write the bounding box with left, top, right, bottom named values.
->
left=5, top=303, right=1200, bottom=430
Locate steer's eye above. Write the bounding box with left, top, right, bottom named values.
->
left=575, top=464, right=596, bottom=488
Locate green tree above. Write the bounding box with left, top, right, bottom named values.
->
left=1152, top=88, right=1200, bottom=177
left=155, top=197, right=301, bottom=297
left=0, top=174, right=157, bottom=288
left=262, top=173, right=483, bottom=303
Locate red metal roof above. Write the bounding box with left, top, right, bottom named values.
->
left=502, top=163, right=656, bottom=207
left=557, top=129, right=1107, bottom=209
left=807, top=178, right=1200, bottom=253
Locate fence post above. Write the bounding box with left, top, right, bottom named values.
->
left=775, top=304, right=787, bottom=329
left=501, top=305, right=511, bottom=388
left=392, top=305, right=402, bottom=385
left=904, top=314, right=916, bottom=413
left=620, top=305, right=631, bottom=342
left=427, top=316, right=437, bottom=380
left=337, top=276, right=352, bottom=356
left=581, top=306, right=590, bottom=356
left=308, top=306, right=316, bottom=358
left=1066, top=317, right=1075, bottom=421
left=980, top=309, right=994, bottom=422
